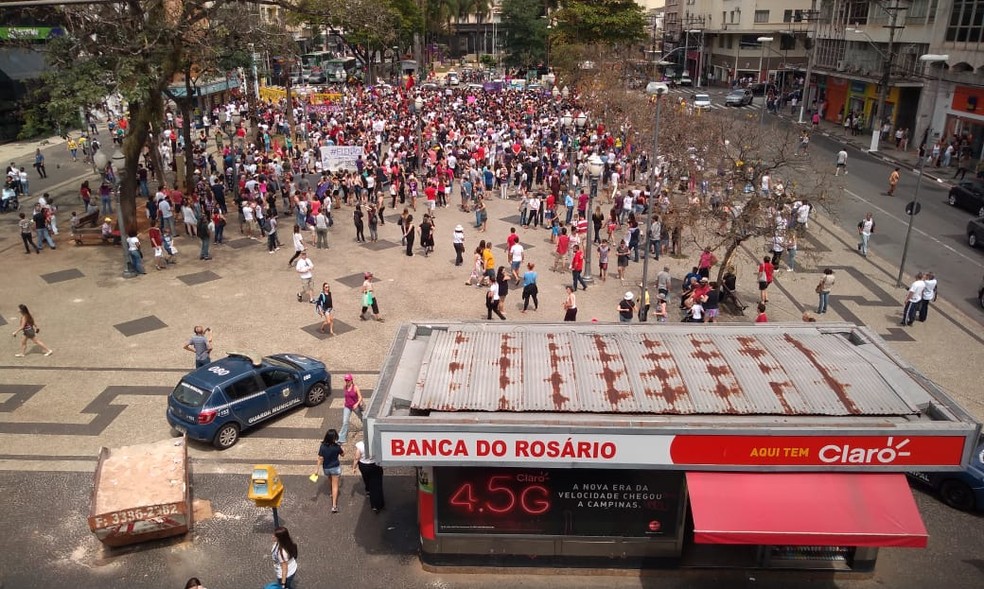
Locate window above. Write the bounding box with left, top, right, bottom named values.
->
left=945, top=1, right=984, bottom=42
left=727, top=36, right=734, bottom=49
left=780, top=34, right=796, bottom=50
left=226, top=376, right=262, bottom=400
left=261, top=369, right=295, bottom=388
left=783, top=10, right=804, bottom=23
left=755, top=10, right=770, bottom=23
left=719, top=35, right=725, bottom=48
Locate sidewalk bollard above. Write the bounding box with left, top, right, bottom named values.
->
left=869, top=129, right=880, bottom=152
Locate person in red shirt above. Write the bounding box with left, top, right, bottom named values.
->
left=755, top=303, right=768, bottom=323
left=506, top=227, right=519, bottom=252
left=756, top=256, right=774, bottom=304
left=424, top=182, right=438, bottom=216
left=552, top=227, right=570, bottom=272
left=570, top=244, right=587, bottom=291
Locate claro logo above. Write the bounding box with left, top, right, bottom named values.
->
left=819, top=437, right=911, bottom=464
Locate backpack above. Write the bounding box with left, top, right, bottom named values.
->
left=197, top=215, right=210, bottom=237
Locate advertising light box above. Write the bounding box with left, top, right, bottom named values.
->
left=434, top=467, right=684, bottom=537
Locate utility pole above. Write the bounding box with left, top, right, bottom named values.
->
left=872, top=0, right=905, bottom=149
left=797, top=1, right=819, bottom=124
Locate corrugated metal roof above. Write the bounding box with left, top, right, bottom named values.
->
left=409, top=324, right=922, bottom=417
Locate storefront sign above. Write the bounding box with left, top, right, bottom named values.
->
left=434, top=467, right=683, bottom=537
left=379, top=431, right=969, bottom=469
left=0, top=27, right=62, bottom=40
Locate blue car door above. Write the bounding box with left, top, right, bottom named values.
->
left=224, top=374, right=270, bottom=428
left=260, top=368, right=303, bottom=418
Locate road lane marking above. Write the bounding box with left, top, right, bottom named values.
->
left=843, top=188, right=984, bottom=270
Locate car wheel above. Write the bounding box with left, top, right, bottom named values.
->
left=939, top=479, right=976, bottom=511
left=947, top=193, right=957, bottom=206
left=970, top=233, right=979, bottom=248
left=978, top=205, right=984, bottom=218
left=212, top=423, right=240, bottom=450
left=305, top=382, right=329, bottom=407
left=979, top=288, right=984, bottom=309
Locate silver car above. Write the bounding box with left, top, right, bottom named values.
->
left=725, top=89, right=753, bottom=106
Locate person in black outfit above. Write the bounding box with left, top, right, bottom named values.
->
left=403, top=214, right=415, bottom=256
left=419, top=214, right=434, bottom=256
left=353, top=441, right=385, bottom=513
left=353, top=203, right=365, bottom=242
left=496, top=266, right=509, bottom=316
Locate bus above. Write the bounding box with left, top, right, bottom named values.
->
left=300, top=51, right=333, bottom=83
left=324, top=57, right=361, bottom=84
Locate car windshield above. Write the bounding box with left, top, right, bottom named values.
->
left=264, top=355, right=299, bottom=370
left=172, top=381, right=209, bottom=407
left=696, top=94, right=710, bottom=101
left=728, top=91, right=744, bottom=96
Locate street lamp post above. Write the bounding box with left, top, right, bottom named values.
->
left=897, top=54, right=948, bottom=288
left=641, top=82, right=667, bottom=320
left=413, top=95, right=424, bottom=175
left=798, top=2, right=819, bottom=124
left=560, top=111, right=573, bottom=173
left=757, top=37, right=774, bottom=126
left=688, top=29, right=704, bottom=88
left=585, top=152, right=604, bottom=282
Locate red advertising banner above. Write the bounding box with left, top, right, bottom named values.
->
left=380, top=431, right=971, bottom=470
left=669, top=435, right=967, bottom=467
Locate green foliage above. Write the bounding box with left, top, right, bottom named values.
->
left=553, top=0, right=646, bottom=46
left=479, top=53, right=496, bottom=69
left=500, top=0, right=547, bottom=68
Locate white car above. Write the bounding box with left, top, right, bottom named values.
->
left=692, top=94, right=712, bottom=110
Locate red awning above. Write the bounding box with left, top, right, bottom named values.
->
left=687, top=472, right=928, bottom=548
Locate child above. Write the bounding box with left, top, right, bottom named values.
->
left=755, top=302, right=768, bottom=323
left=549, top=218, right=561, bottom=244
left=684, top=299, right=705, bottom=322
left=162, top=229, right=178, bottom=264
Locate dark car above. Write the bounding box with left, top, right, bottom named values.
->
left=166, top=353, right=331, bottom=449
left=748, top=83, right=778, bottom=96
left=979, top=273, right=984, bottom=309
left=909, top=437, right=984, bottom=511
left=948, top=179, right=984, bottom=218
left=968, top=217, right=984, bottom=249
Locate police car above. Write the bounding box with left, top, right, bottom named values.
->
left=167, top=353, right=331, bottom=449
left=908, top=436, right=984, bottom=511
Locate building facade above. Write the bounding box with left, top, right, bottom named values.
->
left=662, top=0, right=813, bottom=88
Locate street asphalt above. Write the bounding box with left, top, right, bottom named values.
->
left=0, top=108, right=982, bottom=589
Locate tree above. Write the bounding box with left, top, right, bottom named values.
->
left=574, top=56, right=833, bottom=293
left=33, top=1, right=283, bottom=237
left=500, top=0, right=547, bottom=68
left=552, top=0, right=646, bottom=47
left=293, top=0, right=421, bottom=80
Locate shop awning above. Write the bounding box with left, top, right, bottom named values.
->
left=687, top=472, right=928, bottom=548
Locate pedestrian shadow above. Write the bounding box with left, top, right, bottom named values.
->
left=350, top=474, right=419, bottom=557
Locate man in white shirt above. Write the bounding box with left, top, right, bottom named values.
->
left=835, top=149, right=848, bottom=176
left=918, top=271, right=938, bottom=322
left=857, top=212, right=875, bottom=257
left=901, top=273, right=925, bottom=326
left=295, top=251, right=315, bottom=303
left=509, top=241, right=525, bottom=284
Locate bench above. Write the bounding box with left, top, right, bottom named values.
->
left=77, top=209, right=100, bottom=228
left=73, top=227, right=120, bottom=246
left=719, top=285, right=747, bottom=316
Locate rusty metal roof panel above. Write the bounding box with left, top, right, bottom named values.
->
left=409, top=325, right=920, bottom=417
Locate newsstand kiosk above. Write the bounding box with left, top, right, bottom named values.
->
left=366, top=323, right=980, bottom=572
